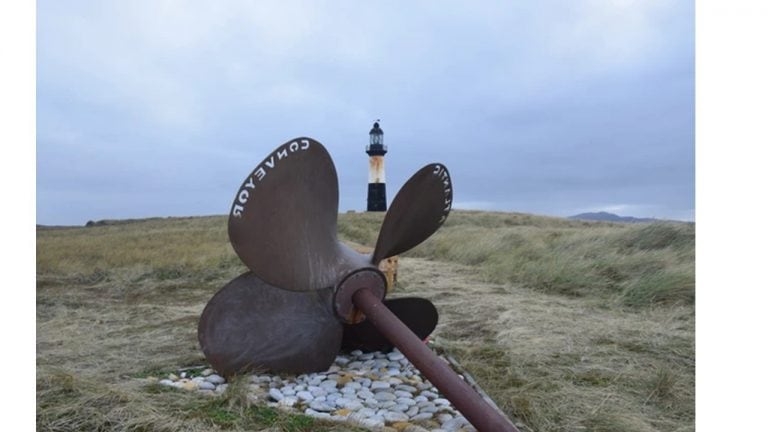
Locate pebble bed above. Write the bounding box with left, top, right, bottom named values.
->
left=155, top=348, right=477, bottom=432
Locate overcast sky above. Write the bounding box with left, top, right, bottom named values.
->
left=37, top=0, right=694, bottom=225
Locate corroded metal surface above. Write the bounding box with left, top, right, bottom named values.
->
left=342, top=297, right=438, bottom=352
left=333, top=268, right=387, bottom=324
left=371, top=163, right=452, bottom=264
left=198, top=272, right=342, bottom=376
left=227, top=138, right=351, bottom=292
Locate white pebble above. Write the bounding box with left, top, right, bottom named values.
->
left=198, top=381, right=215, bottom=391
left=357, top=389, right=374, bottom=399
left=345, top=381, right=362, bottom=390
left=438, top=413, right=454, bottom=424
left=296, top=391, right=314, bottom=401
left=310, top=388, right=327, bottom=397
left=387, top=352, right=405, bottom=361
left=340, top=399, right=364, bottom=411
left=412, top=412, right=434, bottom=421
left=396, top=384, right=418, bottom=393
left=304, top=408, right=331, bottom=419
left=268, top=388, right=284, bottom=401
left=309, top=400, right=334, bottom=412
left=391, top=404, right=409, bottom=412
left=206, top=374, right=225, bottom=384
left=420, top=404, right=439, bottom=413
left=384, top=411, right=409, bottom=422
left=374, top=392, right=397, bottom=401
left=356, top=378, right=372, bottom=388
left=279, top=396, right=298, bottom=407
left=442, top=416, right=470, bottom=431
left=358, top=407, right=376, bottom=417
left=380, top=400, right=397, bottom=409
left=371, top=381, right=390, bottom=390
left=361, top=418, right=385, bottom=428
left=319, top=379, right=338, bottom=390
left=421, top=390, right=438, bottom=399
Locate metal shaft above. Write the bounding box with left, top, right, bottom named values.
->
left=352, top=287, right=519, bottom=432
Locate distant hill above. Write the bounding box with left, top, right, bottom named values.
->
left=568, top=211, right=659, bottom=223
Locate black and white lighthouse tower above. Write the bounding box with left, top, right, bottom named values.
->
left=366, top=121, right=387, bottom=211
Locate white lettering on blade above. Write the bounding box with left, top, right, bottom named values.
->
left=230, top=139, right=313, bottom=217
left=432, top=164, right=452, bottom=224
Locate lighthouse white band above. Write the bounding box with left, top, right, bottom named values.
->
left=368, top=156, right=386, bottom=183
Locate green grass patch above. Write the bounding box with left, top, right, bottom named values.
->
left=400, top=216, right=694, bottom=307
left=622, top=268, right=695, bottom=307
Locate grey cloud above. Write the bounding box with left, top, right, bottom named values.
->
left=37, top=0, right=694, bottom=224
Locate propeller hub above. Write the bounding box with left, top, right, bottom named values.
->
left=333, top=268, right=387, bottom=324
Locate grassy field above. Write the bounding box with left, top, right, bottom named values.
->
left=37, top=211, right=695, bottom=431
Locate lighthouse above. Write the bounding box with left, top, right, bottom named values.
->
left=366, top=121, right=387, bottom=211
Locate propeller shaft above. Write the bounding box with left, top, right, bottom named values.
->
left=352, top=287, right=520, bottom=432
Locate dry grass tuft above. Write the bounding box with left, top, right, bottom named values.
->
left=401, top=213, right=694, bottom=307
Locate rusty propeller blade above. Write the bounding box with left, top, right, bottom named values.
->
left=228, top=138, right=369, bottom=291
left=341, top=297, right=438, bottom=353
left=198, top=272, right=342, bottom=376
left=371, top=164, right=453, bottom=264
